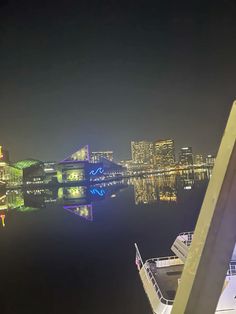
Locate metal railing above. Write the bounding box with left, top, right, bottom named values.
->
left=144, top=262, right=174, bottom=306
left=135, top=241, right=236, bottom=308
left=147, top=256, right=183, bottom=268
left=178, top=231, right=194, bottom=247
left=143, top=256, right=183, bottom=306
left=176, top=233, right=236, bottom=277
left=227, top=260, right=236, bottom=276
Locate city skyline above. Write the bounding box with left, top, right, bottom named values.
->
left=1, top=138, right=215, bottom=164
left=0, top=1, right=235, bottom=161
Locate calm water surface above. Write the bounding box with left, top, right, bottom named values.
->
left=0, top=172, right=209, bottom=314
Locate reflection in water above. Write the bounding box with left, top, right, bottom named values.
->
left=130, top=175, right=177, bottom=205
left=129, top=168, right=211, bottom=205
left=0, top=168, right=212, bottom=227
left=64, top=205, right=93, bottom=221
left=0, top=182, right=128, bottom=226
left=0, top=189, right=24, bottom=227
left=156, top=175, right=177, bottom=203
left=130, top=177, right=158, bottom=205
left=0, top=212, right=5, bottom=227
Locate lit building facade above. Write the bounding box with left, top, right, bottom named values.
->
left=131, top=141, right=154, bottom=164
left=0, top=162, right=23, bottom=187
left=57, top=146, right=90, bottom=184
left=12, top=159, right=45, bottom=185
left=57, top=162, right=89, bottom=184
left=194, top=154, right=204, bottom=165
left=91, top=151, right=114, bottom=163
left=206, top=154, right=216, bottom=167
left=43, top=161, right=56, bottom=174
left=154, top=139, right=175, bottom=169
left=179, top=147, right=193, bottom=166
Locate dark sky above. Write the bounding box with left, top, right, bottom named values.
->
left=0, top=0, right=235, bottom=161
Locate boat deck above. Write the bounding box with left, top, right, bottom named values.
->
left=147, top=261, right=183, bottom=301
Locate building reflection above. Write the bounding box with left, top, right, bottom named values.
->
left=0, top=168, right=211, bottom=227
left=157, top=175, right=177, bottom=203
left=130, top=177, right=158, bottom=205
left=130, top=168, right=211, bottom=205
left=0, top=192, right=7, bottom=227
left=176, top=168, right=210, bottom=190
left=0, top=189, right=24, bottom=227
left=0, top=182, right=128, bottom=227
left=64, top=205, right=93, bottom=221
left=130, top=175, right=177, bottom=205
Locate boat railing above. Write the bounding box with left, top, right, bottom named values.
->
left=146, top=256, right=183, bottom=268
left=178, top=231, right=194, bottom=247
left=227, top=260, right=236, bottom=276
left=144, top=256, right=183, bottom=306
left=176, top=233, right=236, bottom=277
left=144, top=263, right=173, bottom=305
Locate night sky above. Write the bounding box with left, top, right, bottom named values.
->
left=0, top=0, right=235, bottom=162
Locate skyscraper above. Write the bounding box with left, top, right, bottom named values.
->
left=206, top=154, right=216, bottom=167
left=131, top=141, right=154, bottom=164
left=179, top=147, right=193, bottom=166
left=194, top=154, right=204, bottom=165
left=154, top=139, right=175, bottom=169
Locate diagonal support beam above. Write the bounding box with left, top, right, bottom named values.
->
left=171, top=101, right=236, bottom=314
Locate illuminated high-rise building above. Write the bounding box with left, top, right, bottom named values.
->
left=194, top=154, right=204, bottom=165
left=179, top=147, right=193, bottom=166
left=91, top=151, right=114, bottom=163
left=206, top=154, right=216, bottom=167
left=154, top=139, right=175, bottom=169
left=131, top=141, right=154, bottom=164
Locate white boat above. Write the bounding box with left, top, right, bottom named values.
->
left=135, top=232, right=236, bottom=314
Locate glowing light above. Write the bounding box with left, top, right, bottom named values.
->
left=0, top=195, right=6, bottom=201
left=89, top=167, right=104, bottom=176
left=184, top=186, right=192, bottom=190
left=44, top=168, right=55, bottom=172
left=159, top=193, right=177, bottom=202
left=59, top=186, right=86, bottom=198
left=64, top=205, right=93, bottom=221
left=90, top=188, right=106, bottom=196
left=0, top=146, right=3, bottom=159
left=0, top=214, right=5, bottom=227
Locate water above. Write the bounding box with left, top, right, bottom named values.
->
left=0, top=170, right=210, bottom=314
